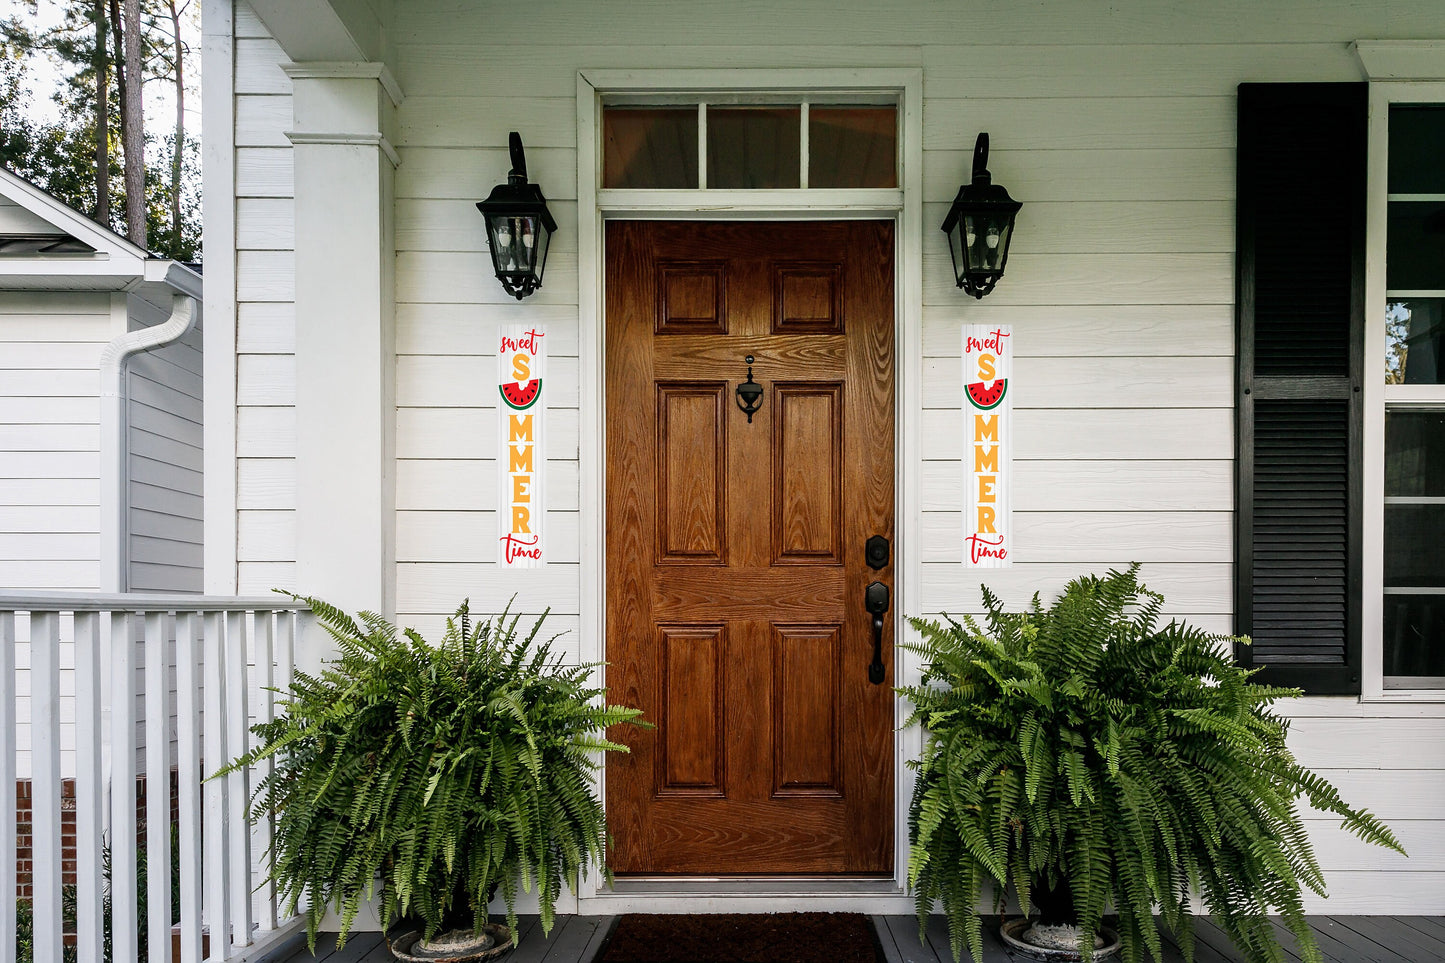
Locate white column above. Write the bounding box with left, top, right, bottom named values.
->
left=283, top=63, right=402, bottom=670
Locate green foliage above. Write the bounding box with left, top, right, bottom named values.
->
left=222, top=597, right=646, bottom=952
left=902, top=565, right=1405, bottom=963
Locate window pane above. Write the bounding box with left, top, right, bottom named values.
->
left=809, top=107, right=897, bottom=189
left=1386, top=298, right=1445, bottom=384
left=1384, top=596, right=1445, bottom=680
left=603, top=107, right=698, bottom=189
left=1386, top=201, right=1445, bottom=290
left=1386, top=410, right=1445, bottom=495
left=1385, top=505, right=1445, bottom=585
left=707, top=107, right=800, bottom=189
left=1389, top=105, right=1445, bottom=194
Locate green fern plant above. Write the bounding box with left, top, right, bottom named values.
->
left=902, top=565, right=1404, bottom=963
left=219, top=597, right=645, bottom=951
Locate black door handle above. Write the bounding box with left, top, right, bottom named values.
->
left=865, top=581, right=889, bottom=685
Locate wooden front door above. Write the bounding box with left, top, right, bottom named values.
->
left=604, top=220, right=895, bottom=875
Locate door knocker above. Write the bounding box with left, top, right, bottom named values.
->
left=736, top=356, right=763, bottom=423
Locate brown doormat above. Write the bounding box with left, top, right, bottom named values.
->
left=593, top=912, right=885, bottom=963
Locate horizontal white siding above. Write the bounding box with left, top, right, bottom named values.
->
left=224, top=0, right=1445, bottom=910
left=232, top=0, right=296, bottom=596
left=125, top=292, right=204, bottom=592
left=0, top=292, right=108, bottom=590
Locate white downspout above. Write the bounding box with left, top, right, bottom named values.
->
left=99, top=292, right=197, bottom=593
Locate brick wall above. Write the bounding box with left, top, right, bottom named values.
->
left=13, top=770, right=181, bottom=900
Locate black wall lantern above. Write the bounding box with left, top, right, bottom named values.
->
left=476, top=132, right=558, bottom=300
left=941, top=133, right=1022, bottom=299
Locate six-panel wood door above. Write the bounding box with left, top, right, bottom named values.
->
left=604, top=220, right=895, bottom=875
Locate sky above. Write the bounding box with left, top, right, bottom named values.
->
left=3, top=0, right=202, bottom=135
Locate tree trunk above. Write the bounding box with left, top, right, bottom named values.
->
left=108, top=0, right=125, bottom=127
left=121, top=0, right=145, bottom=248
left=92, top=0, right=110, bottom=225
left=168, top=0, right=184, bottom=253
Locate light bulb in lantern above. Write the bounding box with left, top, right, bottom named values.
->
left=985, top=227, right=1000, bottom=250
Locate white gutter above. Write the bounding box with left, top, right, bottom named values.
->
left=98, top=292, right=197, bottom=593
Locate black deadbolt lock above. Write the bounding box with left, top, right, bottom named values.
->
left=865, top=535, right=889, bottom=570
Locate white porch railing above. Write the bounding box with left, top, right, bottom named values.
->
left=1, top=592, right=309, bottom=963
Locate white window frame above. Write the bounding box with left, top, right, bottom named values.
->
left=1361, top=68, right=1445, bottom=701
left=574, top=67, right=924, bottom=909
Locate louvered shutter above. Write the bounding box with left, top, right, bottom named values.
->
left=1235, top=83, right=1367, bottom=694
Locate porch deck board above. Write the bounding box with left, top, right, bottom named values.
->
left=1331, top=915, right=1445, bottom=961
left=1316, top=917, right=1418, bottom=963
left=1400, top=915, right=1445, bottom=943
left=298, top=931, right=385, bottom=963
left=276, top=915, right=1445, bottom=963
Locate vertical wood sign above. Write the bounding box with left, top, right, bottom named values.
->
left=963, top=324, right=1011, bottom=567
left=498, top=325, right=545, bottom=566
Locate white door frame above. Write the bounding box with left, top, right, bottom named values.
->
left=576, top=67, right=924, bottom=913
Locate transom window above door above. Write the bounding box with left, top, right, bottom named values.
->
left=602, top=101, right=898, bottom=190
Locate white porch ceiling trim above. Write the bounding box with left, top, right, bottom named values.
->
left=245, top=0, right=387, bottom=64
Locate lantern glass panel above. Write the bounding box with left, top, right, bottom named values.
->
left=531, top=217, right=552, bottom=281
left=946, top=220, right=967, bottom=282
left=961, top=213, right=1013, bottom=274
left=489, top=214, right=550, bottom=277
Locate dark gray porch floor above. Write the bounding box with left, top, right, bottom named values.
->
left=272, top=914, right=1445, bottom=963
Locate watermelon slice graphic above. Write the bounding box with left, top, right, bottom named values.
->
left=500, top=378, right=542, bottom=410
left=965, top=378, right=1007, bottom=410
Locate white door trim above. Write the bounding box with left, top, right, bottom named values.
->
left=576, top=66, right=924, bottom=913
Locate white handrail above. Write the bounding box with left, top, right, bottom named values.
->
left=2, top=594, right=308, bottom=962
left=0, top=590, right=306, bottom=612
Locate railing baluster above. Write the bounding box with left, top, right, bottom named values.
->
left=0, top=610, right=16, bottom=963
left=112, top=609, right=140, bottom=963
left=279, top=610, right=296, bottom=694
left=225, top=610, right=254, bottom=946
left=253, top=610, right=278, bottom=931
left=30, top=611, right=62, bottom=963
left=74, top=611, right=105, bottom=963
left=175, top=612, right=204, bottom=963
left=202, top=610, right=232, bottom=958
left=146, top=611, right=174, bottom=963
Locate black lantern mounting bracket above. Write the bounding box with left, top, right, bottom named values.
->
left=736, top=356, right=764, bottom=423
left=507, top=130, right=528, bottom=183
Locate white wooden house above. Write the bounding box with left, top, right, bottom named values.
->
left=200, top=0, right=1445, bottom=920
left=10, top=1, right=1445, bottom=959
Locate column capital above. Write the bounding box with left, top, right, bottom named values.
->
left=281, top=61, right=403, bottom=106
left=283, top=61, right=402, bottom=168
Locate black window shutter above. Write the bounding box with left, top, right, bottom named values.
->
left=1235, top=82, right=1366, bottom=694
